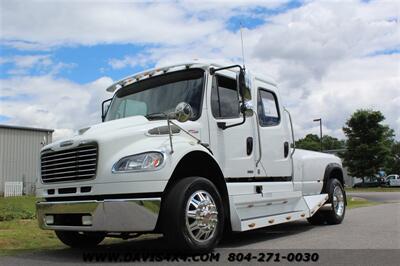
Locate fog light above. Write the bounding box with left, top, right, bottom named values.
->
left=82, top=215, right=92, bottom=226
left=45, top=215, right=54, bottom=225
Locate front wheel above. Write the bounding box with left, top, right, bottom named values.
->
left=162, top=177, right=225, bottom=253
left=307, top=178, right=346, bottom=225
left=55, top=231, right=106, bottom=248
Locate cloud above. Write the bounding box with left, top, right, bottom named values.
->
left=1, top=0, right=224, bottom=49
left=0, top=54, right=52, bottom=75
left=1, top=0, right=294, bottom=50
left=12, top=55, right=52, bottom=69
left=0, top=54, right=76, bottom=76
left=0, top=75, right=113, bottom=140
left=253, top=0, right=399, bottom=77
left=108, top=53, right=152, bottom=70
left=288, top=54, right=400, bottom=139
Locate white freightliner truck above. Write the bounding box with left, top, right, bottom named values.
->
left=36, top=62, right=346, bottom=252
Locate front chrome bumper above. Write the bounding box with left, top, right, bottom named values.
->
left=36, top=198, right=161, bottom=232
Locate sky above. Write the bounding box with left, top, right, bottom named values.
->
left=0, top=0, right=399, bottom=141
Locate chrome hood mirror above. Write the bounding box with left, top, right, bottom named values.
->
left=167, top=102, right=200, bottom=154
left=174, top=102, right=193, bottom=123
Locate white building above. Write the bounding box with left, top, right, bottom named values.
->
left=0, top=125, right=53, bottom=195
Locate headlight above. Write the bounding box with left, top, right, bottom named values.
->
left=112, top=152, right=164, bottom=173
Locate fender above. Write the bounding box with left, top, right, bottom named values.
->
left=163, top=140, right=217, bottom=179
left=157, top=148, right=231, bottom=232
left=321, top=162, right=344, bottom=193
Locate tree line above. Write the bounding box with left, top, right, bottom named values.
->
left=295, top=110, right=399, bottom=180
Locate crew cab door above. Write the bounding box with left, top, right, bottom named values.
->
left=207, top=71, right=256, bottom=178
left=255, top=82, right=293, bottom=178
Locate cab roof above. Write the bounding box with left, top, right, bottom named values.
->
left=106, top=61, right=277, bottom=93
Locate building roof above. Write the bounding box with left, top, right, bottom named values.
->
left=0, top=124, right=54, bottom=133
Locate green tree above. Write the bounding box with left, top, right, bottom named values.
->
left=296, top=134, right=345, bottom=152
left=342, top=109, right=394, bottom=181
left=296, top=134, right=321, bottom=151
left=322, top=135, right=346, bottom=151
left=385, top=141, right=400, bottom=174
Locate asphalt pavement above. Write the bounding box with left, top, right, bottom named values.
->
left=347, top=191, right=400, bottom=203
left=0, top=196, right=399, bottom=265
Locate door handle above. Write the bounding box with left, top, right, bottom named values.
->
left=284, top=141, right=289, bottom=158
left=247, top=137, right=253, bottom=155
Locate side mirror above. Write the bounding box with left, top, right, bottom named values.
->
left=101, top=98, right=112, bottom=122
left=237, top=69, right=252, bottom=101
left=242, top=100, right=254, bottom=117
left=174, top=102, right=193, bottom=123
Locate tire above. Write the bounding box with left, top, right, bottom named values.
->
left=306, top=211, right=326, bottom=225
left=324, top=178, right=346, bottom=224
left=55, top=231, right=106, bottom=248
left=162, top=177, right=225, bottom=253
left=307, top=178, right=346, bottom=225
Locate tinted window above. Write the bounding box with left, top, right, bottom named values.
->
left=211, top=75, right=239, bottom=118
left=258, top=89, right=280, bottom=126
left=105, top=69, right=204, bottom=121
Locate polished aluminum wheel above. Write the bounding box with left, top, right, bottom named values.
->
left=333, top=186, right=345, bottom=217
left=185, top=190, right=218, bottom=242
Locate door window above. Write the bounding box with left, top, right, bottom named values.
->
left=258, top=89, right=280, bottom=127
left=211, top=75, right=240, bottom=119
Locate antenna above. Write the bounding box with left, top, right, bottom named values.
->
left=240, top=22, right=246, bottom=69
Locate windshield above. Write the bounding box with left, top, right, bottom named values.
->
left=105, top=69, right=204, bottom=121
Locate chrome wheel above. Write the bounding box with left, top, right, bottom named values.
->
left=333, top=186, right=345, bottom=217
left=185, top=190, right=218, bottom=242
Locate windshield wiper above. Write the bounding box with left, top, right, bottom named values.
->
left=145, top=112, right=167, bottom=120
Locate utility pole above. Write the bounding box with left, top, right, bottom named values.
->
left=313, top=118, right=322, bottom=151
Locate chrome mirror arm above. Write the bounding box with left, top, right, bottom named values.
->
left=167, top=115, right=174, bottom=154
left=166, top=102, right=203, bottom=154
left=167, top=115, right=203, bottom=154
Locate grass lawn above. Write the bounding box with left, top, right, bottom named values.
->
left=346, top=196, right=381, bottom=209
left=0, top=196, right=63, bottom=255
left=0, top=196, right=37, bottom=221
left=0, top=219, right=63, bottom=256
left=345, top=187, right=400, bottom=193
left=0, top=219, right=125, bottom=256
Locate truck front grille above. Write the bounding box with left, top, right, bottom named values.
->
left=41, top=144, right=98, bottom=183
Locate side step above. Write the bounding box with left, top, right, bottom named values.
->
left=303, top=194, right=329, bottom=216
left=236, top=194, right=328, bottom=231
left=240, top=210, right=306, bottom=231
